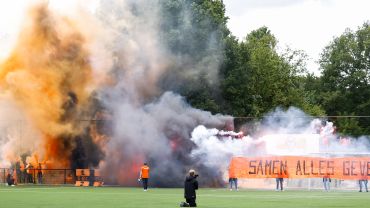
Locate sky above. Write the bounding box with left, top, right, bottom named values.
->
left=0, top=0, right=369, bottom=75
left=0, top=0, right=99, bottom=60
left=223, top=0, right=370, bottom=74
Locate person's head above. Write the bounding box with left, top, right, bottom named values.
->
left=144, top=162, right=147, bottom=166
left=189, top=169, right=195, bottom=176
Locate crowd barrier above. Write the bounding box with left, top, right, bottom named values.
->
left=0, top=168, right=102, bottom=186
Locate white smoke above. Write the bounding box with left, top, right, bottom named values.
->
left=0, top=99, right=43, bottom=167
left=260, top=107, right=316, bottom=134
left=190, top=107, right=370, bottom=180
left=190, top=125, right=252, bottom=168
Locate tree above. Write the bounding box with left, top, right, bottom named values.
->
left=296, top=73, right=326, bottom=116
left=222, top=27, right=314, bottom=117
left=319, top=22, right=370, bottom=135
left=158, top=0, right=229, bottom=113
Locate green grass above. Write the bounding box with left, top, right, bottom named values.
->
left=0, top=186, right=369, bottom=208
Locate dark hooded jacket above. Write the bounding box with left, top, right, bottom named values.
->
left=184, top=175, right=198, bottom=199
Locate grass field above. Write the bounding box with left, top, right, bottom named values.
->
left=0, top=186, right=369, bottom=208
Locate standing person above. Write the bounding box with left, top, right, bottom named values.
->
left=139, top=163, right=150, bottom=191
left=276, top=178, right=284, bottom=191
left=323, top=176, right=331, bottom=192
left=37, top=163, right=43, bottom=184
left=15, top=159, right=21, bottom=184
left=228, top=166, right=238, bottom=191
left=25, top=162, right=34, bottom=183
left=184, top=169, right=198, bottom=207
left=20, top=161, right=26, bottom=183
left=359, top=179, right=368, bottom=192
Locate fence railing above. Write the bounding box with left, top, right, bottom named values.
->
left=1, top=168, right=75, bottom=185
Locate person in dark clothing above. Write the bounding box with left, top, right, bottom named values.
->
left=276, top=178, right=284, bottom=191
left=359, top=179, right=368, bottom=192
left=323, top=176, right=331, bottom=191
left=25, top=163, right=34, bottom=183
left=6, top=172, right=15, bottom=186
left=184, top=169, right=198, bottom=207
left=15, top=160, right=21, bottom=184
left=37, top=163, right=43, bottom=184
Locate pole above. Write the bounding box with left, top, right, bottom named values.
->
left=64, top=169, right=67, bottom=184
left=33, top=169, right=36, bottom=184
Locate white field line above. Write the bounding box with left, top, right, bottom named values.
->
left=0, top=189, right=367, bottom=199
left=200, top=194, right=366, bottom=199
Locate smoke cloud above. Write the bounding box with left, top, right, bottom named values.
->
left=92, top=0, right=229, bottom=186
left=0, top=1, right=368, bottom=188
left=190, top=107, right=370, bottom=182
left=0, top=2, right=103, bottom=168
left=0, top=0, right=228, bottom=187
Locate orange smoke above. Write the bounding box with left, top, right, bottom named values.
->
left=0, top=3, right=97, bottom=167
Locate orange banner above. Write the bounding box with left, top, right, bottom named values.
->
left=230, top=156, right=370, bottom=180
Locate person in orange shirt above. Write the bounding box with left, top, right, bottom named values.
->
left=139, top=163, right=150, bottom=191
left=276, top=177, right=284, bottom=191
left=228, top=165, right=238, bottom=191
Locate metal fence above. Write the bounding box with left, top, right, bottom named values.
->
left=0, top=168, right=75, bottom=185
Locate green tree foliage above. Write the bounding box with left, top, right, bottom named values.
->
left=159, top=0, right=228, bottom=57
left=157, top=0, right=367, bottom=136
left=158, top=0, right=229, bottom=113
left=222, top=27, right=319, bottom=117
left=319, top=22, right=370, bottom=135
left=296, top=73, right=326, bottom=116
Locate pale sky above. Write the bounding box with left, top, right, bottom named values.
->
left=223, top=0, right=370, bottom=74
left=0, top=0, right=99, bottom=60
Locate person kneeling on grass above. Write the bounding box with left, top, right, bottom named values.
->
left=184, top=169, right=198, bottom=207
